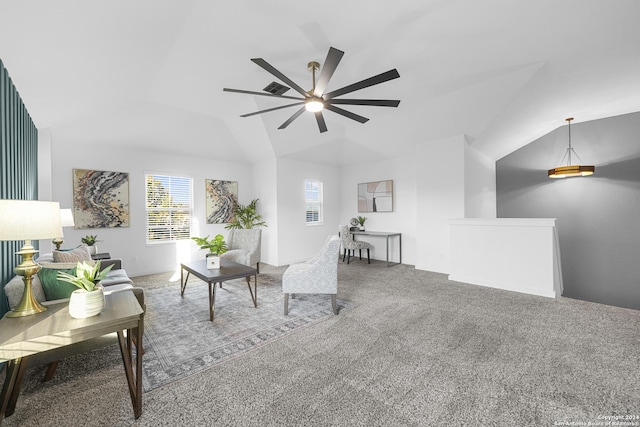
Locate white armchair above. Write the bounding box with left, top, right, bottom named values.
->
left=220, top=229, right=262, bottom=273
left=282, top=235, right=341, bottom=315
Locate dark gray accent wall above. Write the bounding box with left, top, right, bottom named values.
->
left=0, top=59, right=39, bottom=317
left=497, top=112, right=640, bottom=310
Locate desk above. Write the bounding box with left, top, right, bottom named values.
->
left=181, top=258, right=258, bottom=321
left=0, top=291, right=144, bottom=424
left=352, top=231, right=402, bottom=267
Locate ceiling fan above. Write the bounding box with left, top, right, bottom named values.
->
left=223, top=47, right=400, bottom=133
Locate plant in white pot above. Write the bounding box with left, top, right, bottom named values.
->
left=81, top=234, right=101, bottom=255
left=357, top=216, right=367, bottom=231
left=192, top=234, right=228, bottom=269
left=57, top=260, right=113, bottom=318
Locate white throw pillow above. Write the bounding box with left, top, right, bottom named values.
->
left=52, top=245, right=92, bottom=263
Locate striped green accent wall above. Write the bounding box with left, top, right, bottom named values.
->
left=0, top=59, right=39, bottom=317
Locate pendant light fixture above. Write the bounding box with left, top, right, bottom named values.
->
left=548, top=117, right=595, bottom=179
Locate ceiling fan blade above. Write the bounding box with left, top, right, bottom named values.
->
left=240, top=102, right=304, bottom=118
left=315, top=111, right=328, bottom=133
left=328, top=99, right=400, bottom=107
left=223, top=88, right=305, bottom=101
left=278, top=107, right=306, bottom=129
left=323, top=69, right=400, bottom=100
left=325, top=104, right=369, bottom=124
left=313, top=47, right=344, bottom=97
left=251, top=58, right=309, bottom=98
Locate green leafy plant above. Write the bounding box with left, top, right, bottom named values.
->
left=192, top=234, right=228, bottom=255
left=357, top=216, right=367, bottom=226
left=81, top=235, right=100, bottom=246
left=225, top=198, right=267, bottom=229
left=57, top=260, right=114, bottom=292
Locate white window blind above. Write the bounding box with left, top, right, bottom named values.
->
left=305, top=179, right=323, bottom=225
left=146, top=174, right=193, bottom=243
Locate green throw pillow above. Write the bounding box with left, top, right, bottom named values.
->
left=38, top=267, right=78, bottom=300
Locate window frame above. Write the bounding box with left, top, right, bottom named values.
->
left=305, top=179, right=323, bottom=226
left=145, top=173, right=194, bottom=244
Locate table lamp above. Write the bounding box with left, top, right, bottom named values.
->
left=52, top=208, right=76, bottom=250
left=0, top=200, right=63, bottom=317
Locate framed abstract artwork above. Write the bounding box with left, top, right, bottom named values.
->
left=205, top=179, right=238, bottom=224
left=358, top=180, right=393, bottom=212
left=73, top=169, right=130, bottom=228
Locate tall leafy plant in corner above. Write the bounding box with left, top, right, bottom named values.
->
left=225, top=198, right=268, bottom=229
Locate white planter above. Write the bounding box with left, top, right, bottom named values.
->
left=206, top=254, right=220, bottom=269
left=88, top=245, right=98, bottom=255
left=68, top=286, right=105, bottom=319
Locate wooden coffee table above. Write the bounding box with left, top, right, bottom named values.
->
left=180, top=258, right=258, bottom=321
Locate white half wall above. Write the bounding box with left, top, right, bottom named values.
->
left=449, top=218, right=563, bottom=298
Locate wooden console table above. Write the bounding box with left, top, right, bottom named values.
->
left=0, top=291, right=144, bottom=424
left=352, top=231, right=402, bottom=267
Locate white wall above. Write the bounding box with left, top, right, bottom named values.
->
left=276, top=158, right=341, bottom=266
left=415, top=136, right=465, bottom=273
left=464, top=138, right=497, bottom=218
left=41, top=131, right=495, bottom=275
left=339, top=155, right=416, bottom=266
left=252, top=155, right=277, bottom=266
left=48, top=137, right=254, bottom=277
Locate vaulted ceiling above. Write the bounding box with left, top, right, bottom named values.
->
left=1, top=0, right=639, bottom=166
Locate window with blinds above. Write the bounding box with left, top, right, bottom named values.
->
left=305, top=179, right=323, bottom=225
left=145, top=174, right=193, bottom=243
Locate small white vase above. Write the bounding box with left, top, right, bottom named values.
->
left=206, top=254, right=220, bottom=269
left=69, top=286, right=105, bottom=319
left=88, top=245, right=98, bottom=255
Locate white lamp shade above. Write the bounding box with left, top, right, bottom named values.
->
left=0, top=200, right=63, bottom=241
left=60, top=208, right=75, bottom=227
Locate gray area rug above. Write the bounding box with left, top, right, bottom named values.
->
left=142, top=273, right=353, bottom=391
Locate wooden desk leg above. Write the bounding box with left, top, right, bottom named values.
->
left=117, top=319, right=143, bottom=419
left=0, top=357, right=26, bottom=423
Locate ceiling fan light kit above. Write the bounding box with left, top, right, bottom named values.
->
left=223, top=47, right=401, bottom=133
left=548, top=117, right=595, bottom=179
left=305, top=98, right=324, bottom=112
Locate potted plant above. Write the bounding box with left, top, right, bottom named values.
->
left=57, top=260, right=113, bottom=318
left=192, top=234, right=228, bottom=269
left=81, top=234, right=101, bottom=255
left=357, top=216, right=367, bottom=231
left=225, top=199, right=268, bottom=229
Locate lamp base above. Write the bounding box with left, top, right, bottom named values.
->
left=5, top=242, right=47, bottom=318
left=52, top=237, right=64, bottom=250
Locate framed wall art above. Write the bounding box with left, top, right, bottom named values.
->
left=205, top=179, right=238, bottom=224
left=358, top=180, right=393, bottom=212
left=73, top=169, right=130, bottom=228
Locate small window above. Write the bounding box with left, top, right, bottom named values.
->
left=146, top=174, right=193, bottom=243
left=305, top=179, right=323, bottom=225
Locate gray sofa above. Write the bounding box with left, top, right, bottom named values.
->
left=4, top=252, right=134, bottom=310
